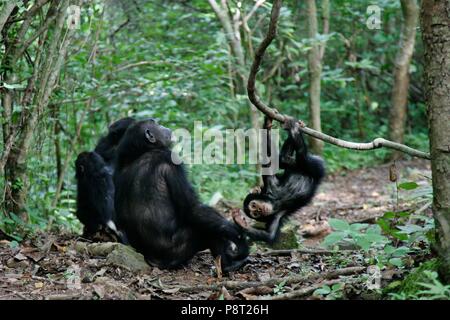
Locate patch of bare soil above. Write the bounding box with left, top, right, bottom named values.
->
left=0, top=159, right=432, bottom=300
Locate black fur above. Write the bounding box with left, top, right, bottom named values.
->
left=95, top=117, right=136, bottom=165
left=75, top=117, right=135, bottom=239
left=241, top=118, right=325, bottom=244
left=75, top=151, right=115, bottom=237
left=114, top=119, right=249, bottom=272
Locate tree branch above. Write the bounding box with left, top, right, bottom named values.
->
left=115, top=60, right=169, bottom=72
left=177, top=266, right=365, bottom=293
left=247, top=0, right=430, bottom=160
left=257, top=279, right=346, bottom=300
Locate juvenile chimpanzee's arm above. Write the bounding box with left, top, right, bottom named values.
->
left=238, top=211, right=285, bottom=244
left=280, top=118, right=325, bottom=180
left=280, top=118, right=307, bottom=168
left=261, top=174, right=279, bottom=197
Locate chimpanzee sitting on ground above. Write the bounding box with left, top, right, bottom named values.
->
left=114, top=119, right=249, bottom=272
left=74, top=117, right=135, bottom=240
left=75, top=151, right=116, bottom=238
left=233, top=118, right=325, bottom=244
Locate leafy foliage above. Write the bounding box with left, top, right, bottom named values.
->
left=322, top=180, right=434, bottom=269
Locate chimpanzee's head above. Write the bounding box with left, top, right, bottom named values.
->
left=243, top=193, right=274, bottom=221
left=117, top=119, right=173, bottom=164
left=107, top=117, right=136, bottom=144
left=75, top=151, right=106, bottom=179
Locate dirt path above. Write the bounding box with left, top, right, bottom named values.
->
left=0, top=159, right=431, bottom=300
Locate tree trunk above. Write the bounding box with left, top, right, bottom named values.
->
left=421, top=0, right=450, bottom=283
left=306, top=0, right=324, bottom=155
left=0, top=1, right=17, bottom=35
left=208, top=0, right=261, bottom=178
left=2, top=0, right=77, bottom=219
left=388, top=0, right=419, bottom=160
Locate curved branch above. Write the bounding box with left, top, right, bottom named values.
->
left=247, top=0, right=430, bottom=160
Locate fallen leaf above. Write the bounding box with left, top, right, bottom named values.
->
left=287, top=263, right=300, bottom=269
left=300, top=220, right=331, bottom=237
left=14, top=253, right=28, bottom=261
left=53, top=243, right=67, bottom=253
left=93, top=284, right=105, bottom=299
left=0, top=240, right=11, bottom=247
left=23, top=251, right=45, bottom=262
left=94, top=268, right=107, bottom=278
left=257, top=272, right=271, bottom=282
left=35, top=282, right=44, bottom=289
left=220, top=286, right=233, bottom=300
left=162, top=288, right=180, bottom=294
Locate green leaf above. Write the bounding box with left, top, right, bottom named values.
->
left=383, top=211, right=396, bottom=219
left=366, top=225, right=382, bottom=235
left=9, top=240, right=19, bottom=248
left=350, top=223, right=367, bottom=232
left=355, top=237, right=371, bottom=251
left=392, top=246, right=410, bottom=257
left=384, top=244, right=396, bottom=255
left=313, top=285, right=331, bottom=296
left=391, top=231, right=409, bottom=241
left=364, top=233, right=387, bottom=243
left=398, top=182, right=419, bottom=190
left=378, top=219, right=391, bottom=233
left=397, top=211, right=411, bottom=218
left=332, top=283, right=343, bottom=291
left=397, top=224, right=424, bottom=234
left=329, top=219, right=350, bottom=231
left=389, top=258, right=404, bottom=267
left=322, top=232, right=346, bottom=247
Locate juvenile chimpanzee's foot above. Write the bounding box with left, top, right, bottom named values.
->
left=232, top=209, right=249, bottom=229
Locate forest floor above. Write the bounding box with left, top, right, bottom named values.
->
left=0, top=159, right=433, bottom=300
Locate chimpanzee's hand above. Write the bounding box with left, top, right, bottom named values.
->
left=282, top=117, right=300, bottom=131
left=250, top=186, right=262, bottom=194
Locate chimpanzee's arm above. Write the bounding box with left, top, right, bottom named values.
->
left=280, top=118, right=325, bottom=180
left=162, top=163, right=243, bottom=242
left=241, top=211, right=285, bottom=244
left=280, top=118, right=307, bottom=168
left=261, top=174, right=280, bottom=196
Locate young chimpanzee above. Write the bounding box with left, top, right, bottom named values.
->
left=75, top=117, right=135, bottom=239
left=114, top=119, right=249, bottom=272
left=75, top=151, right=116, bottom=237
left=94, top=117, right=136, bottom=166
left=233, top=118, right=325, bottom=244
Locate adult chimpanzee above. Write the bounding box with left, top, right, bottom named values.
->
left=75, top=117, right=135, bottom=239
left=114, top=119, right=249, bottom=272
left=233, top=118, right=325, bottom=244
